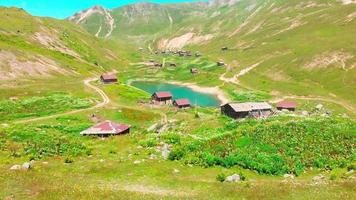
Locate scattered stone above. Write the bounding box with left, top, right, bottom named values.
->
left=312, top=174, right=325, bottom=182
left=162, top=144, right=170, bottom=160
left=346, top=169, right=354, bottom=175
left=134, top=160, right=141, bottom=164
left=42, top=162, right=49, bottom=165
left=10, top=165, right=21, bottom=170
left=22, top=162, right=31, bottom=170
left=147, top=123, right=158, bottom=132
left=149, top=154, right=157, bottom=160
left=281, top=109, right=289, bottom=113
left=187, top=164, right=193, bottom=168
left=173, top=169, right=180, bottom=173
left=100, top=159, right=105, bottom=163
left=2, top=123, right=9, bottom=128
left=283, top=174, right=295, bottom=179
left=137, top=146, right=143, bottom=149
left=301, top=111, right=309, bottom=116
left=316, top=104, right=323, bottom=110
left=224, top=174, right=241, bottom=183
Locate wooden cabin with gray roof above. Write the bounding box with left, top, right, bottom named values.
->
left=221, top=102, right=273, bottom=119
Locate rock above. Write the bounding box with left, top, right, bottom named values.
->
left=10, top=165, right=21, bottom=170
left=281, top=109, right=289, bottom=113
left=346, top=169, right=354, bottom=175
left=22, top=162, right=31, bottom=170
left=224, top=174, right=241, bottom=183
left=173, top=169, right=180, bottom=173
left=147, top=123, right=158, bottom=132
left=133, top=160, right=141, bottom=164
left=42, top=162, right=49, bottom=165
left=312, top=174, right=325, bottom=182
left=162, top=144, right=170, bottom=160
left=283, top=174, right=295, bottom=179
left=316, top=104, right=323, bottom=110
left=149, top=154, right=157, bottom=160
left=301, top=111, right=309, bottom=116
left=99, top=159, right=105, bottom=163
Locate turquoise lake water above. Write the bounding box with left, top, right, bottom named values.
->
left=131, top=81, right=220, bottom=107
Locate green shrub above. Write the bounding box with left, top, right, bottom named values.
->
left=216, top=173, right=227, bottom=182
left=168, top=147, right=185, bottom=161
left=161, top=133, right=181, bottom=145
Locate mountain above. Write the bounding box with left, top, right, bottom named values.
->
left=0, top=7, right=132, bottom=82
left=69, top=0, right=356, bottom=108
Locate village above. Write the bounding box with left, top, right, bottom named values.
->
left=84, top=47, right=301, bottom=137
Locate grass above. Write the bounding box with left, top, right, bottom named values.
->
left=0, top=92, right=93, bottom=122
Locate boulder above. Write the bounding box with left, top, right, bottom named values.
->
left=316, top=104, right=323, bottom=110
left=301, top=111, right=309, bottom=116
left=22, top=162, right=31, bottom=170
left=224, top=174, right=241, bottom=183
left=283, top=174, right=295, bottom=179
left=133, top=160, right=141, bottom=164
left=162, top=144, right=170, bottom=160
left=10, top=165, right=21, bottom=170
left=149, top=154, right=157, bottom=160
left=173, top=169, right=180, bottom=173
left=312, top=174, right=325, bottom=182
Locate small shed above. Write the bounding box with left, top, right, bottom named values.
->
left=276, top=101, right=297, bottom=111
left=217, top=61, right=225, bottom=66
left=221, top=102, right=273, bottom=119
left=100, top=74, right=117, bottom=83
left=80, top=120, right=130, bottom=137
left=173, top=99, right=191, bottom=109
left=191, top=68, right=199, bottom=74
left=152, top=91, right=173, bottom=103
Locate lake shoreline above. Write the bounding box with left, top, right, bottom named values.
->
left=127, top=79, right=229, bottom=105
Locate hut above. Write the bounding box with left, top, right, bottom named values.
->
left=173, top=99, right=191, bottom=109
left=222, top=47, right=229, bottom=51
left=276, top=101, right=297, bottom=111
left=221, top=102, right=273, bottom=119
left=100, top=74, right=117, bottom=83
left=217, top=61, right=225, bottom=66
left=80, top=120, right=130, bottom=137
left=152, top=91, right=173, bottom=104
left=191, top=68, right=199, bottom=74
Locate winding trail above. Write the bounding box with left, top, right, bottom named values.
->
left=14, top=78, right=109, bottom=124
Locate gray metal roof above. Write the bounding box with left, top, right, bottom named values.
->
left=227, top=102, right=272, bottom=112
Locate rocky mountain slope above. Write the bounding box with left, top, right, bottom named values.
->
left=70, top=0, right=356, bottom=107
left=0, top=7, right=132, bottom=82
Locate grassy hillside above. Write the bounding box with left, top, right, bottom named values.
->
left=71, top=0, right=356, bottom=112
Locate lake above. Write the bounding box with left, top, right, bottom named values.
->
left=130, top=81, right=221, bottom=107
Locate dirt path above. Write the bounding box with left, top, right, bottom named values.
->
left=14, top=78, right=109, bottom=124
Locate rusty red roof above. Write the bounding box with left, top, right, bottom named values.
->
left=276, top=101, right=297, bottom=109
left=174, top=99, right=191, bottom=106
left=80, top=120, right=130, bottom=135
left=154, top=91, right=173, bottom=98
left=101, top=74, right=117, bottom=80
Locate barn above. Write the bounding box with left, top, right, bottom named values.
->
left=100, top=74, right=117, bottom=83
left=173, top=99, right=191, bottom=109
left=152, top=91, right=173, bottom=104
left=80, top=120, right=130, bottom=137
left=221, top=102, right=273, bottom=119
left=276, top=101, right=297, bottom=111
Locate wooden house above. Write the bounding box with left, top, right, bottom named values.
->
left=276, top=101, right=297, bottom=111
left=152, top=92, right=173, bottom=104
left=173, top=99, right=191, bottom=109
left=100, top=74, right=117, bottom=83
left=221, top=102, right=273, bottom=119
left=80, top=120, right=130, bottom=137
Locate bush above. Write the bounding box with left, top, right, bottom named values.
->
left=216, top=173, right=227, bottom=182
left=161, top=133, right=181, bottom=145
left=64, top=157, right=74, bottom=164
left=168, top=147, right=185, bottom=161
